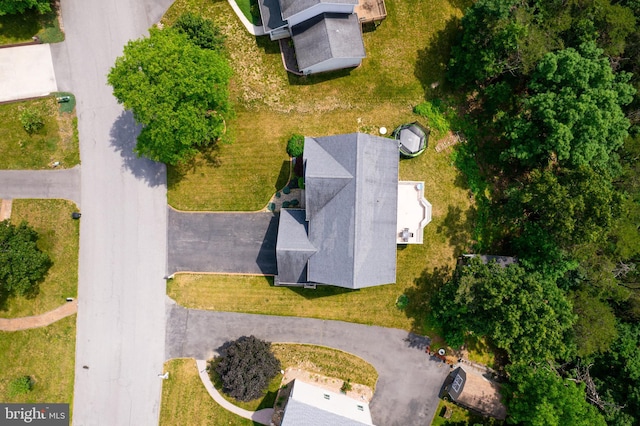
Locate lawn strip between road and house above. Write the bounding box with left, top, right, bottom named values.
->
left=0, top=96, right=80, bottom=169
left=0, top=199, right=79, bottom=318
left=160, top=358, right=257, bottom=426
left=0, top=315, right=76, bottom=414
left=161, top=344, right=378, bottom=424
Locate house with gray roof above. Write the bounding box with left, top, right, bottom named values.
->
left=258, top=0, right=382, bottom=74
left=275, top=132, right=398, bottom=289
left=277, top=379, right=375, bottom=426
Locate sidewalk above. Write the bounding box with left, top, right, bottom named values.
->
left=195, top=359, right=274, bottom=425
left=0, top=299, right=78, bottom=331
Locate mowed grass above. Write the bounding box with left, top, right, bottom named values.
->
left=160, top=358, right=257, bottom=426
left=163, top=0, right=471, bottom=211
left=0, top=96, right=80, bottom=169
left=0, top=199, right=79, bottom=318
left=161, top=344, right=377, bottom=423
left=0, top=6, right=64, bottom=45
left=0, top=315, right=76, bottom=408
left=168, top=141, right=474, bottom=335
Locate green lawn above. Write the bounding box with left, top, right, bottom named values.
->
left=0, top=5, right=64, bottom=45
left=0, top=96, right=80, bottom=169
left=0, top=199, right=80, bottom=318
left=162, top=0, right=472, bottom=211
left=160, top=358, right=257, bottom=426
left=207, top=343, right=379, bottom=412
left=0, top=315, right=76, bottom=412
left=163, top=0, right=477, bottom=341
left=431, top=400, right=503, bottom=426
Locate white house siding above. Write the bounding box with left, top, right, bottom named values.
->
left=288, top=3, right=355, bottom=27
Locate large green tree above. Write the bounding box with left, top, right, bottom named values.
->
left=504, top=43, right=635, bottom=169
left=108, top=27, right=232, bottom=165
left=431, top=258, right=575, bottom=362
left=0, top=220, right=51, bottom=298
left=0, top=0, right=50, bottom=15
left=503, top=363, right=607, bottom=426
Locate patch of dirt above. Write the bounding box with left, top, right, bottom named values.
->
left=281, top=367, right=373, bottom=402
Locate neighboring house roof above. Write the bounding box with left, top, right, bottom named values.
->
left=276, top=132, right=398, bottom=289
left=443, top=367, right=507, bottom=420
left=281, top=380, right=374, bottom=426
left=260, top=0, right=287, bottom=32
left=291, top=13, right=365, bottom=72
left=280, top=0, right=357, bottom=19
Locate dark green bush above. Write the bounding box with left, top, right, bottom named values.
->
left=213, top=336, right=280, bottom=402
left=8, top=376, right=33, bottom=397
left=173, top=12, right=226, bottom=51
left=20, top=108, right=44, bottom=134
left=286, top=134, right=304, bottom=157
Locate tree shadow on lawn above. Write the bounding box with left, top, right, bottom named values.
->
left=436, top=205, right=475, bottom=257
left=414, top=17, right=461, bottom=99
left=109, top=111, right=166, bottom=188
left=403, top=265, right=453, bottom=335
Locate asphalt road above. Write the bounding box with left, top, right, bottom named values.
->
left=166, top=301, right=450, bottom=426
left=0, top=167, right=81, bottom=207
left=51, top=0, right=173, bottom=424
left=168, top=208, right=278, bottom=275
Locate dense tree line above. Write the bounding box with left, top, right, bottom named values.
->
left=429, top=0, right=640, bottom=424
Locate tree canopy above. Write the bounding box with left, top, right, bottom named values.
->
left=0, top=220, right=51, bottom=298
left=503, top=364, right=607, bottom=426
left=0, top=0, right=50, bottom=15
left=504, top=43, right=635, bottom=169
left=431, top=258, right=575, bottom=362
left=108, top=25, right=232, bottom=165
left=213, top=336, right=280, bottom=402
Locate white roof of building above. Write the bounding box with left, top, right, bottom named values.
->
left=397, top=181, right=431, bottom=244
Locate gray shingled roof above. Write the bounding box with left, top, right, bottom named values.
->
left=291, top=13, right=365, bottom=72
left=259, top=0, right=286, bottom=32
left=304, top=133, right=398, bottom=289
left=276, top=209, right=316, bottom=284
left=281, top=399, right=371, bottom=426
left=279, top=0, right=357, bottom=19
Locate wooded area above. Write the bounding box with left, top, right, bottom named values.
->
left=430, top=1, right=640, bottom=424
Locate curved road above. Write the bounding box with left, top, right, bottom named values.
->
left=51, top=0, right=173, bottom=425
left=166, top=301, right=450, bottom=426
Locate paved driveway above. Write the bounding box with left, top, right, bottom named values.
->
left=166, top=301, right=450, bottom=426
left=168, top=208, right=278, bottom=275
left=0, top=44, right=57, bottom=102
left=0, top=167, right=81, bottom=207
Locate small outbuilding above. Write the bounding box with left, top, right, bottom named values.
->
left=392, top=122, right=429, bottom=157
left=441, top=367, right=507, bottom=420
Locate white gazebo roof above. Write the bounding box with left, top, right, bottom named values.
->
left=396, top=181, right=431, bottom=244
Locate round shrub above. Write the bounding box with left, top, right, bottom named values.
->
left=20, top=109, right=45, bottom=134
left=286, top=134, right=304, bottom=157
left=213, top=336, right=281, bottom=402
left=8, top=376, right=33, bottom=397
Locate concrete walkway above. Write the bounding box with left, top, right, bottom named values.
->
left=0, top=167, right=81, bottom=208
left=0, top=44, right=57, bottom=102
left=195, top=359, right=274, bottom=425
left=0, top=299, right=78, bottom=331
left=166, top=300, right=450, bottom=426
left=0, top=199, right=12, bottom=220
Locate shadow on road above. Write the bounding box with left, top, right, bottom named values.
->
left=109, top=111, right=166, bottom=187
